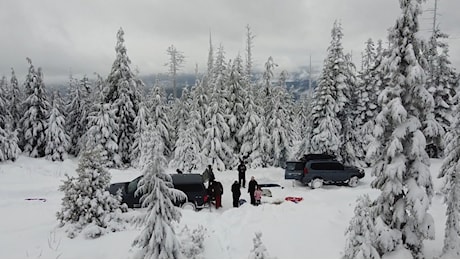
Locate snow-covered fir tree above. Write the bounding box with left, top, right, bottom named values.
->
left=266, top=69, right=297, bottom=167
left=130, top=101, right=148, bottom=168
left=178, top=225, right=206, bottom=259
left=83, top=98, right=120, bottom=168
left=366, top=0, right=435, bottom=257
left=308, top=21, right=347, bottom=159
left=295, top=88, right=315, bottom=159
left=424, top=28, right=458, bottom=158
left=146, top=79, right=174, bottom=158
left=438, top=99, right=460, bottom=257
left=0, top=74, right=20, bottom=162
left=248, top=232, right=270, bottom=259
left=20, top=58, right=50, bottom=158
left=202, top=45, right=234, bottom=170
left=227, top=55, right=249, bottom=158
left=7, top=68, right=23, bottom=130
left=132, top=125, right=185, bottom=258
left=45, top=91, right=70, bottom=161
left=65, top=75, right=92, bottom=156
left=170, top=86, right=191, bottom=137
left=339, top=54, right=362, bottom=166
left=356, top=39, right=381, bottom=165
left=105, top=28, right=140, bottom=166
left=237, top=83, right=266, bottom=167
left=56, top=149, right=125, bottom=238
left=343, top=194, right=379, bottom=259
left=364, top=40, right=392, bottom=165
left=170, top=87, right=206, bottom=172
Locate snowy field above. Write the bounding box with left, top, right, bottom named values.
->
left=0, top=156, right=448, bottom=258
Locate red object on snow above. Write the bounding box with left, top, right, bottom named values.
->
left=285, top=196, right=303, bottom=203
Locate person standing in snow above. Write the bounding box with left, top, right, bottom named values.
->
left=254, top=186, right=262, bottom=206
left=231, top=180, right=241, bottom=208
left=213, top=180, right=223, bottom=209
left=237, top=159, right=247, bottom=188
left=202, top=165, right=215, bottom=187
left=248, top=176, right=258, bottom=205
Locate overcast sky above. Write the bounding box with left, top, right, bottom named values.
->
left=1, top=0, right=459, bottom=84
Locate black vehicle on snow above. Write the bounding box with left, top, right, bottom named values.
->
left=284, top=154, right=365, bottom=189
left=108, top=173, right=209, bottom=211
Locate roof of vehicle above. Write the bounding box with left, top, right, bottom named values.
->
left=170, top=173, right=204, bottom=185
left=299, top=153, right=336, bottom=161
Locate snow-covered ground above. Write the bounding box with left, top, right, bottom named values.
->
left=0, top=156, right=448, bottom=258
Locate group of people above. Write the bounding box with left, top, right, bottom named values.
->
left=204, top=159, right=263, bottom=209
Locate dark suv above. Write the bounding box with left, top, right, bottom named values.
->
left=284, top=154, right=365, bottom=189
left=108, top=173, right=208, bottom=210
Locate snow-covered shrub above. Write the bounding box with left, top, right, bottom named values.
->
left=178, top=225, right=207, bottom=258
left=343, top=195, right=379, bottom=259
left=249, top=232, right=270, bottom=259
left=56, top=149, right=127, bottom=238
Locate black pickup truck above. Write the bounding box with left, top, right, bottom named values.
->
left=284, top=154, right=365, bottom=189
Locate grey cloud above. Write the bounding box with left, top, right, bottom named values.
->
left=0, top=0, right=459, bottom=84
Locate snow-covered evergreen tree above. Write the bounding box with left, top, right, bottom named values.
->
left=45, top=91, right=70, bottom=161
left=248, top=232, right=270, bottom=259
left=105, top=28, right=140, bottom=166
left=356, top=39, right=381, bottom=165
left=7, top=68, right=23, bottom=130
left=146, top=79, right=174, bottom=158
left=364, top=40, right=391, bottom=165
left=308, top=21, right=347, bottom=159
left=0, top=74, right=20, bottom=162
left=65, top=75, right=92, bottom=156
left=202, top=45, right=234, bottom=170
left=295, top=88, right=315, bottom=159
left=83, top=99, right=120, bottom=168
left=178, top=225, right=206, bottom=259
left=438, top=99, right=460, bottom=257
left=266, top=70, right=297, bottom=167
left=424, top=28, right=458, bottom=158
left=132, top=125, right=185, bottom=258
left=237, top=84, right=265, bottom=167
left=227, top=55, right=249, bottom=158
left=339, top=54, right=361, bottom=166
left=170, top=86, right=206, bottom=172
left=20, top=58, right=50, bottom=158
left=130, top=101, right=148, bottom=168
left=56, top=149, right=125, bottom=238
left=367, top=0, right=435, bottom=257
left=343, top=194, right=379, bottom=259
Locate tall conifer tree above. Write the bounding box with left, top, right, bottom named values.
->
left=366, top=0, right=434, bottom=257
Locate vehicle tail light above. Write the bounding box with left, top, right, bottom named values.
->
left=303, top=167, right=308, bottom=175
left=204, top=195, right=209, bottom=203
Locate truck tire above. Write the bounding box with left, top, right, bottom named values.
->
left=181, top=202, right=196, bottom=211
left=311, top=178, right=323, bottom=189
left=348, top=176, right=359, bottom=187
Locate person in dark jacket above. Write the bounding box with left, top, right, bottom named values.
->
left=237, top=160, right=247, bottom=188
left=203, top=165, right=215, bottom=188
left=213, top=181, right=223, bottom=209
left=248, top=176, right=258, bottom=205
left=231, top=180, right=241, bottom=208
